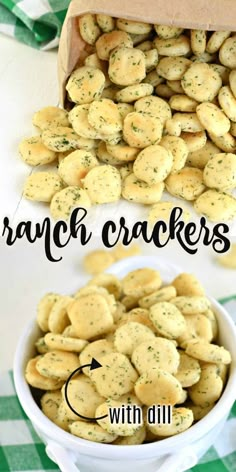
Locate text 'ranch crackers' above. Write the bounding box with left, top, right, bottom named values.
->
left=25, top=266, right=231, bottom=444
left=18, top=17, right=236, bottom=221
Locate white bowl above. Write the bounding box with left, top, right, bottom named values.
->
left=14, top=256, right=236, bottom=472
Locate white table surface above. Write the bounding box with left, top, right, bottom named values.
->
left=0, top=34, right=236, bottom=373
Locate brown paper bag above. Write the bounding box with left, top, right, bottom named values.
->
left=58, top=0, right=236, bottom=107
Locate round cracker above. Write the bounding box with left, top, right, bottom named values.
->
left=106, top=141, right=139, bottom=162
left=25, top=357, right=64, bottom=390
left=37, top=293, right=60, bottom=332
left=123, top=268, right=162, bottom=298
left=116, top=84, right=153, bottom=103
left=219, top=36, right=236, bottom=68
left=33, top=106, right=69, bottom=130
left=96, top=14, right=115, bottom=33
left=50, top=186, right=91, bottom=220
left=114, top=321, right=155, bottom=356
left=154, top=35, right=191, bottom=56
left=160, top=135, right=188, bottom=173
left=83, top=165, right=121, bottom=204
left=218, top=85, right=236, bottom=122
left=181, top=63, right=222, bottom=102
left=208, top=131, right=236, bottom=153
left=78, top=14, right=101, bottom=45
left=68, top=293, right=114, bottom=340
left=206, top=31, right=231, bottom=54
left=186, top=339, right=231, bottom=364
left=133, top=145, right=173, bottom=184
left=181, top=131, right=207, bottom=153
left=97, top=141, right=122, bottom=165
left=149, top=301, right=186, bottom=339
left=88, top=99, right=122, bottom=134
left=58, top=150, right=98, bottom=186
left=132, top=337, right=180, bottom=375
left=196, top=102, right=230, bottom=137
left=19, top=136, right=56, bottom=166
left=139, top=285, right=177, bottom=308
left=117, top=19, right=152, bottom=35
left=35, top=337, right=50, bottom=354
left=90, top=352, right=138, bottom=399
left=190, top=30, right=206, bottom=57
left=23, top=172, right=64, bottom=203
left=171, top=296, right=210, bottom=315
left=70, top=421, right=117, bottom=442
left=123, top=112, right=163, bottom=148
left=165, top=167, right=205, bottom=201
left=114, top=425, right=146, bottom=445
left=44, top=333, right=88, bottom=353
left=135, top=367, right=183, bottom=406
left=147, top=407, right=193, bottom=436
left=83, top=250, right=115, bottom=275
left=154, top=25, right=183, bottom=39
left=203, top=153, right=236, bottom=191
left=134, top=95, right=171, bottom=125
left=145, top=49, right=159, bottom=72
left=175, top=351, right=201, bottom=387
left=194, top=189, right=236, bottom=222
left=187, top=139, right=220, bottom=169
left=157, top=57, right=191, bottom=81
left=177, top=314, right=213, bottom=348
left=66, top=66, right=105, bottom=104
left=108, top=47, right=146, bottom=86
left=42, top=126, right=94, bottom=152
left=96, top=30, right=133, bottom=61
left=48, top=296, right=73, bottom=333
left=170, top=95, right=198, bottom=113
left=122, top=173, right=164, bottom=204
left=172, top=273, right=205, bottom=296
left=69, top=104, right=101, bottom=139
left=41, top=390, right=62, bottom=422
left=36, top=350, right=80, bottom=381
left=188, top=364, right=223, bottom=406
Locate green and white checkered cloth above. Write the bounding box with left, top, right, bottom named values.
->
left=0, top=0, right=70, bottom=49
left=0, top=296, right=236, bottom=472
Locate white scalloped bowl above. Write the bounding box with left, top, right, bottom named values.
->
left=14, top=256, right=236, bottom=472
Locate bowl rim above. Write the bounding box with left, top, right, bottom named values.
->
left=13, top=256, right=236, bottom=460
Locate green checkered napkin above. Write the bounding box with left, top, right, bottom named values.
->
left=0, top=296, right=236, bottom=472
left=0, top=0, right=70, bottom=49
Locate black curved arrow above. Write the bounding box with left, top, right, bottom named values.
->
left=64, top=358, right=108, bottom=421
